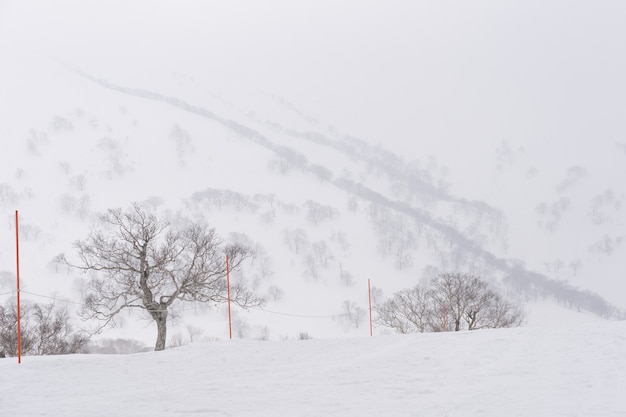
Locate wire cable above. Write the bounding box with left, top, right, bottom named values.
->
left=19, top=290, right=82, bottom=305
left=253, top=307, right=349, bottom=319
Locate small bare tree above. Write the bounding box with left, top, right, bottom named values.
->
left=337, top=300, right=366, bottom=330
left=65, top=203, right=263, bottom=351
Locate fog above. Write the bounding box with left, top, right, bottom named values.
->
left=1, top=1, right=625, bottom=311
left=4, top=0, right=625, bottom=163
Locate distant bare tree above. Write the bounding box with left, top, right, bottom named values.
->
left=337, top=300, right=366, bottom=330
left=338, top=264, right=354, bottom=287
left=297, top=331, right=313, bottom=340
left=430, top=273, right=524, bottom=331
left=304, top=200, right=338, bottom=225
left=430, top=273, right=482, bottom=331
left=312, top=241, right=334, bottom=268
left=51, top=115, right=74, bottom=132
left=0, top=301, right=89, bottom=357
left=303, top=254, right=320, bottom=280
left=282, top=228, right=309, bottom=254
left=64, top=203, right=264, bottom=351
left=374, top=285, right=431, bottom=333
left=375, top=273, right=523, bottom=334
left=569, top=259, right=582, bottom=276
left=169, top=123, right=193, bottom=162
left=87, top=338, right=149, bottom=354
left=167, top=331, right=187, bottom=348
left=368, top=205, right=416, bottom=269
left=31, top=303, right=89, bottom=355
left=26, top=128, right=49, bottom=155
left=267, top=285, right=285, bottom=302
left=0, top=302, right=33, bottom=356
left=480, top=295, right=525, bottom=329
left=186, top=325, right=204, bottom=343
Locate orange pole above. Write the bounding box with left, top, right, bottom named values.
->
left=368, top=279, right=373, bottom=336
left=226, top=255, right=232, bottom=340
left=15, top=211, right=21, bottom=364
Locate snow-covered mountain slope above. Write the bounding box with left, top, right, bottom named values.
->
left=1, top=1, right=625, bottom=345
left=2, top=320, right=625, bottom=416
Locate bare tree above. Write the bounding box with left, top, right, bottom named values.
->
left=481, top=295, right=524, bottom=329
left=65, top=203, right=263, bottom=351
left=312, top=241, right=334, bottom=268
left=0, top=301, right=33, bottom=356
left=303, top=254, right=320, bottom=280
left=31, top=303, right=90, bottom=355
left=282, top=228, right=309, bottom=254
left=374, top=285, right=431, bottom=333
left=0, top=301, right=88, bottom=357
left=186, top=325, right=204, bottom=343
left=375, top=273, right=523, bottom=334
left=430, top=273, right=484, bottom=331
left=304, top=200, right=338, bottom=225
left=431, top=273, right=524, bottom=331
left=87, top=338, right=149, bottom=354
left=267, top=285, right=285, bottom=301
left=337, top=300, right=366, bottom=330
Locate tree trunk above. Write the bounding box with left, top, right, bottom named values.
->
left=454, top=318, right=461, bottom=332
left=151, top=304, right=168, bottom=351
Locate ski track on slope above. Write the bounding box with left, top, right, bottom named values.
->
left=1, top=322, right=625, bottom=417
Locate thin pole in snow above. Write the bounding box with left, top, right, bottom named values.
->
left=226, top=255, right=232, bottom=340
left=368, top=279, right=373, bottom=337
left=15, top=210, right=21, bottom=364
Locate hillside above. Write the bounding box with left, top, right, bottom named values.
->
left=1, top=1, right=625, bottom=346
left=2, top=321, right=626, bottom=416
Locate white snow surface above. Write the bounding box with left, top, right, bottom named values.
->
left=2, top=321, right=625, bottom=417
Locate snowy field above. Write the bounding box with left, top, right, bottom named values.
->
left=1, top=320, right=625, bottom=417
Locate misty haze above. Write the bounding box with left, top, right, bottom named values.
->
left=1, top=1, right=625, bottom=416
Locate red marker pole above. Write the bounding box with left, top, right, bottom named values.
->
left=15, top=211, right=21, bottom=364
left=368, top=279, right=373, bottom=337
left=226, top=255, right=232, bottom=340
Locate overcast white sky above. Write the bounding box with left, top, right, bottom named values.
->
left=1, top=0, right=626, bottom=161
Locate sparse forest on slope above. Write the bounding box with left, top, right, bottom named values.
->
left=70, top=69, right=623, bottom=320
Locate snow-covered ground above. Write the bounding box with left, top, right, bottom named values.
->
left=1, top=2, right=625, bottom=414
left=2, top=320, right=625, bottom=417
